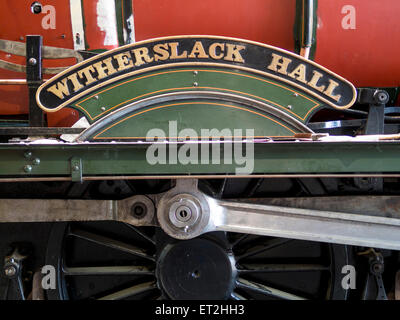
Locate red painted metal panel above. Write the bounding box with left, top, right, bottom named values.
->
left=0, top=0, right=399, bottom=126
left=0, top=0, right=117, bottom=125
left=132, top=0, right=296, bottom=52
left=314, top=0, right=400, bottom=88
left=0, top=1, right=74, bottom=49
left=0, top=0, right=74, bottom=117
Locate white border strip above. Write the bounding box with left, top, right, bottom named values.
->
left=69, top=0, right=86, bottom=51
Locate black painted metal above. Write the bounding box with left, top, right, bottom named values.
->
left=356, top=88, right=389, bottom=135
left=366, top=104, right=385, bottom=135
left=301, top=0, right=313, bottom=48
left=157, top=238, right=236, bottom=300
left=357, top=88, right=390, bottom=105
left=26, top=35, right=44, bottom=127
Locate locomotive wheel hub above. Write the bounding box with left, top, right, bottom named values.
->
left=157, top=180, right=211, bottom=240
left=168, top=196, right=200, bottom=229
left=157, top=238, right=236, bottom=300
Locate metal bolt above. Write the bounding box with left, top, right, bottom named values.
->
left=32, top=158, right=40, bottom=165
left=372, top=262, right=384, bottom=275
left=19, top=36, right=24, bottom=41
left=28, top=58, right=37, bottom=66
left=31, top=2, right=42, bottom=14
left=191, top=270, right=200, bottom=278
left=377, top=93, right=388, bottom=103
left=24, top=151, right=32, bottom=159
left=24, top=165, right=32, bottom=173
left=101, top=107, right=106, bottom=111
left=287, top=105, right=292, bottom=110
left=176, top=206, right=192, bottom=222
left=4, top=265, right=17, bottom=277
left=193, top=82, right=198, bottom=87
left=94, top=95, right=99, bottom=100
left=374, top=90, right=389, bottom=104
left=130, top=202, right=147, bottom=219
left=193, top=71, right=198, bottom=75
left=293, top=93, right=298, bottom=97
left=72, top=165, right=80, bottom=172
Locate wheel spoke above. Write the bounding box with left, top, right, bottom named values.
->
left=97, top=281, right=157, bottom=300
left=236, top=278, right=307, bottom=300
left=243, top=178, right=264, bottom=197
left=238, top=263, right=329, bottom=273
left=217, top=178, right=227, bottom=198
left=63, top=265, right=154, bottom=276
left=69, top=229, right=155, bottom=261
left=236, top=238, right=293, bottom=261
left=230, top=292, right=247, bottom=300
left=124, top=223, right=156, bottom=246
left=230, top=234, right=250, bottom=248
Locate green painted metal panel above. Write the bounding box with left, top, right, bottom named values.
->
left=90, top=100, right=301, bottom=140
left=0, top=142, right=400, bottom=178
left=74, top=67, right=320, bottom=124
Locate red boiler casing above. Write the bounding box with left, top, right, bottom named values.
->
left=0, top=0, right=399, bottom=126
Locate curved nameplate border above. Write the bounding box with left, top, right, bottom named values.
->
left=36, top=35, right=357, bottom=113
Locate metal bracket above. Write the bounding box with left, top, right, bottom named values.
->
left=70, top=157, right=82, bottom=183
left=356, top=88, right=389, bottom=192
left=26, top=35, right=44, bottom=127
left=360, top=249, right=388, bottom=300
left=357, top=88, right=390, bottom=135
left=3, top=248, right=27, bottom=300
left=366, top=104, right=385, bottom=135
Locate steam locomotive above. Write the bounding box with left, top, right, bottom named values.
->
left=0, top=0, right=399, bottom=300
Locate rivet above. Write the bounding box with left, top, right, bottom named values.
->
left=287, top=105, right=292, bottom=109
left=193, top=71, right=198, bottom=75
left=24, top=165, right=32, bottom=173
left=293, top=93, right=298, bottom=97
left=101, top=107, right=106, bottom=111
left=24, top=151, right=32, bottom=159
left=193, top=82, right=198, bottom=87
left=4, top=266, right=17, bottom=277
left=94, top=95, right=99, bottom=100
left=28, top=58, right=37, bottom=66
left=72, top=165, right=80, bottom=172
left=32, top=158, right=40, bottom=165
